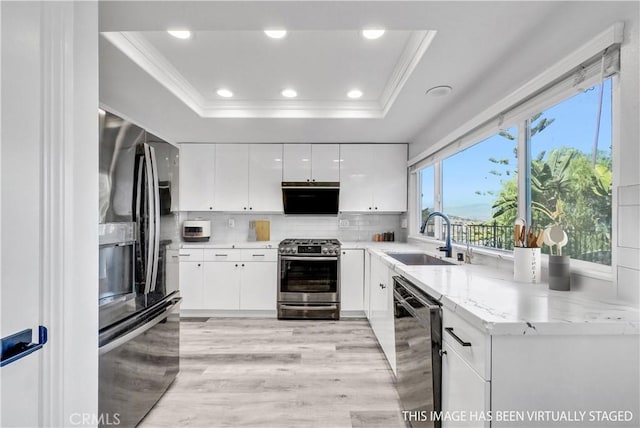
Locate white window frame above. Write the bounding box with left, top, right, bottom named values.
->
left=409, top=24, right=622, bottom=279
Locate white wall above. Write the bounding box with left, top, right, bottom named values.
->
left=180, top=212, right=407, bottom=244
left=613, top=17, right=640, bottom=303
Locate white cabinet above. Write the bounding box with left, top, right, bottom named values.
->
left=214, top=144, right=283, bottom=212
left=179, top=248, right=277, bottom=313
left=283, top=144, right=339, bottom=182
left=441, top=342, right=490, bottom=428
left=178, top=249, right=205, bottom=310
left=339, top=144, right=407, bottom=212
left=368, top=253, right=396, bottom=373
left=213, top=144, right=249, bottom=212
left=248, top=144, right=283, bottom=212
left=179, top=144, right=215, bottom=211
left=340, top=249, right=364, bottom=314
left=240, top=261, right=277, bottom=310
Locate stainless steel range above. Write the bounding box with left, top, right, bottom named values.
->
left=277, top=238, right=341, bottom=320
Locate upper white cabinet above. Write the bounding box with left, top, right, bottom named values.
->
left=213, top=144, right=283, bottom=212
left=339, top=144, right=407, bottom=212
left=214, top=144, right=249, bottom=212
left=179, top=144, right=215, bottom=211
left=283, top=144, right=340, bottom=182
left=248, top=144, right=284, bottom=212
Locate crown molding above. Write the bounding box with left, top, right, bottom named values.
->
left=103, top=30, right=436, bottom=119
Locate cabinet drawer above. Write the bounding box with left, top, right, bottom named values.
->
left=203, top=249, right=243, bottom=261
left=241, top=249, right=277, bottom=262
left=443, top=307, right=490, bottom=380
left=178, top=249, right=203, bottom=261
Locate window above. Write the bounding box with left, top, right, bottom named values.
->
left=529, top=79, right=612, bottom=265
left=441, top=128, right=518, bottom=249
left=419, top=165, right=435, bottom=237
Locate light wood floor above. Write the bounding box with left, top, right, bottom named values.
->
left=139, top=318, right=405, bottom=428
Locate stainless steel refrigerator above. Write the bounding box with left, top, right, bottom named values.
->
left=98, top=111, right=181, bottom=427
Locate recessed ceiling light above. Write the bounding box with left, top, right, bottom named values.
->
left=347, top=89, right=363, bottom=99
left=264, top=29, right=287, bottom=39
left=281, top=89, right=297, bottom=98
left=362, top=29, right=385, bottom=40
left=425, top=85, right=453, bottom=97
left=167, top=30, right=192, bottom=40
left=216, top=88, right=234, bottom=98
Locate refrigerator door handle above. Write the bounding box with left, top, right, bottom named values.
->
left=147, top=144, right=161, bottom=294
left=142, top=144, right=156, bottom=295
left=98, top=297, right=182, bottom=355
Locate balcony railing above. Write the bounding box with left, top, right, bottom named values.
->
left=422, top=221, right=611, bottom=265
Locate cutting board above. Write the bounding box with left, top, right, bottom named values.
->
left=254, top=220, right=270, bottom=241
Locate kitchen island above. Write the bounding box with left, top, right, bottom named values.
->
left=364, top=245, right=639, bottom=428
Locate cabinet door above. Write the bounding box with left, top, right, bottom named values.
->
left=311, top=144, right=340, bottom=182
left=282, top=144, right=311, bottom=182
left=371, top=144, right=407, bottom=212
left=338, top=144, right=373, bottom=211
left=340, top=249, right=364, bottom=312
left=179, top=261, right=203, bottom=310
left=203, top=262, right=240, bottom=310
left=364, top=251, right=372, bottom=319
left=369, top=256, right=395, bottom=373
left=441, top=342, right=491, bottom=428
left=249, top=144, right=283, bottom=212
left=214, top=144, right=249, bottom=211
left=179, top=144, right=215, bottom=211
left=239, top=262, right=277, bottom=310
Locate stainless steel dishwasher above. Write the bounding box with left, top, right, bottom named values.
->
left=393, top=276, right=442, bottom=428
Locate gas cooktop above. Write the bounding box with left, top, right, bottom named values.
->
left=279, top=238, right=341, bottom=256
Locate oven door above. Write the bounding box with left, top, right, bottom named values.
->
left=278, top=256, right=339, bottom=303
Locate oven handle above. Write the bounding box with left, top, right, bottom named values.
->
left=280, top=256, right=338, bottom=261
left=279, top=304, right=338, bottom=311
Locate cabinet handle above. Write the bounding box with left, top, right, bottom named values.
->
left=249, top=207, right=253, bottom=210
left=209, top=207, right=213, bottom=210
left=244, top=207, right=247, bottom=210
left=180, top=254, right=191, bottom=257
left=306, top=179, right=310, bottom=182
left=445, top=327, right=472, bottom=347
left=241, top=263, right=245, bottom=267
left=379, top=283, right=386, bottom=289
left=374, top=207, right=378, bottom=210
left=369, top=207, right=372, bottom=210
left=252, top=254, right=265, bottom=257
left=215, top=254, right=228, bottom=257
left=197, top=263, right=201, bottom=267
left=342, top=251, right=346, bottom=255
left=235, top=264, right=238, bottom=267
left=439, top=349, right=447, bottom=357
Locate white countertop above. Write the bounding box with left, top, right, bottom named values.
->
left=368, top=248, right=639, bottom=336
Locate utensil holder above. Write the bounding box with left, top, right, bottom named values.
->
left=548, top=255, right=570, bottom=291
left=513, top=247, right=541, bottom=283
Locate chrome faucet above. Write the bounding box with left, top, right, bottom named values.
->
left=420, top=211, right=452, bottom=258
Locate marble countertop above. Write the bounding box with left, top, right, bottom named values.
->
left=368, top=248, right=639, bottom=336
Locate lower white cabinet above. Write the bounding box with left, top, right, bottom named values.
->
left=340, top=249, right=364, bottom=314
left=368, top=253, right=396, bottom=373
left=179, top=259, right=204, bottom=310
left=441, top=341, right=490, bottom=428
left=179, top=248, right=277, bottom=313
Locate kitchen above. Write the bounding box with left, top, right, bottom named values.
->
left=1, top=1, right=639, bottom=428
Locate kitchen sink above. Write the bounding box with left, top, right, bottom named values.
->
left=385, top=252, right=456, bottom=266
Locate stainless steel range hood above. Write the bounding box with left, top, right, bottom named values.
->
left=282, top=182, right=340, bottom=215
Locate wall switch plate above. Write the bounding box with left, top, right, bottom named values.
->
left=228, top=218, right=235, bottom=228
left=339, top=219, right=349, bottom=227
left=401, top=219, right=408, bottom=228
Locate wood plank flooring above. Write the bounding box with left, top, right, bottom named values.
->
left=139, top=318, right=406, bottom=428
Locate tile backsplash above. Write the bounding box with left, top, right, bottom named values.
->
left=179, top=212, right=407, bottom=243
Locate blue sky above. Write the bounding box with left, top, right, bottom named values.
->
left=422, top=79, right=613, bottom=221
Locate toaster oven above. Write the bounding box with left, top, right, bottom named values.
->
left=182, top=220, right=211, bottom=242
